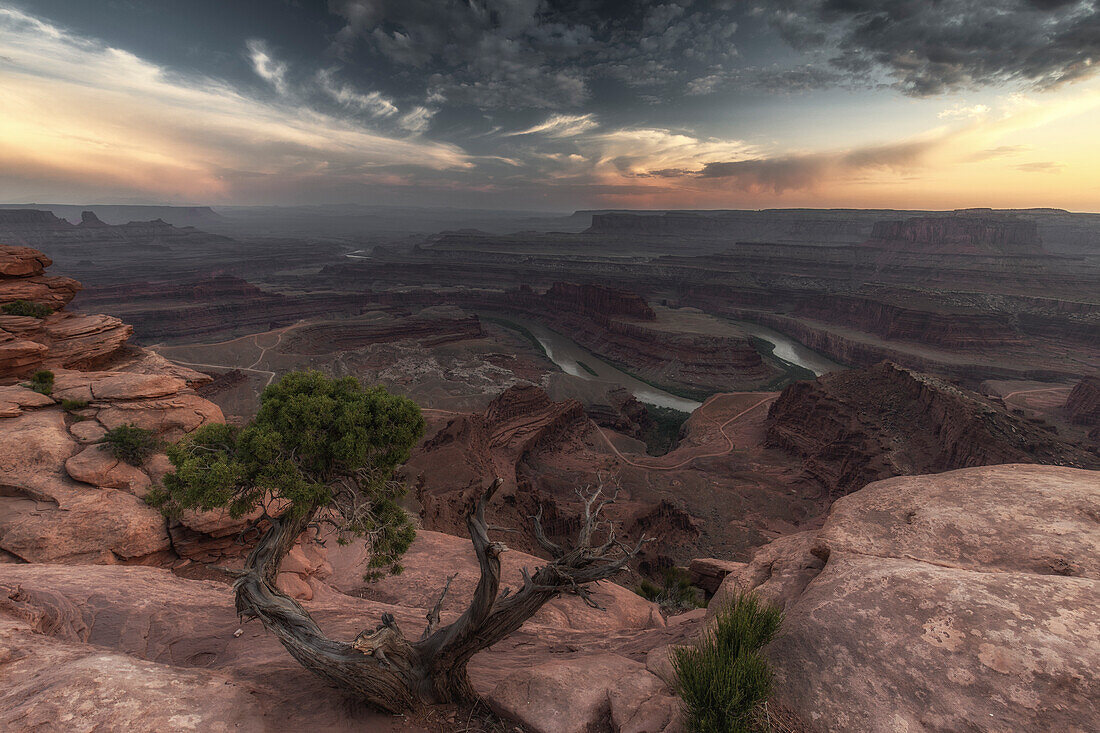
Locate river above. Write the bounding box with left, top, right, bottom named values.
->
left=724, top=319, right=842, bottom=377
left=496, top=315, right=842, bottom=414
left=499, top=317, right=704, bottom=412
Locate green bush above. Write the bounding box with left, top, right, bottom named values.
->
left=636, top=567, right=705, bottom=612
left=61, top=398, right=89, bottom=412
left=102, top=423, right=158, bottom=465
left=147, top=371, right=424, bottom=579
left=672, top=593, right=783, bottom=733
left=28, top=369, right=54, bottom=396
left=2, top=299, right=53, bottom=318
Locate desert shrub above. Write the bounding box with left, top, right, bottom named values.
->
left=643, top=405, right=690, bottom=456
left=2, top=299, right=53, bottom=318
left=61, top=398, right=89, bottom=412
left=28, top=369, right=54, bottom=395
left=636, top=567, right=705, bottom=612
left=672, top=593, right=783, bottom=733
left=102, top=423, right=158, bottom=465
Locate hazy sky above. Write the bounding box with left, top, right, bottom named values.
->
left=1, top=1, right=1098, bottom=210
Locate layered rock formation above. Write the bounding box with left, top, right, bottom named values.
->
left=766, top=361, right=1098, bottom=496
left=865, top=214, right=1044, bottom=255
left=711, top=464, right=1099, bottom=732
left=280, top=307, right=483, bottom=353
left=499, top=283, right=775, bottom=392
left=412, top=384, right=588, bottom=548
left=1065, top=377, right=1100, bottom=428
left=1, top=245, right=131, bottom=377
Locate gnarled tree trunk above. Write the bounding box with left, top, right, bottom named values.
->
left=233, top=479, right=642, bottom=713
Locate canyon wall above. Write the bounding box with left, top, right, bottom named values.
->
left=765, top=361, right=1098, bottom=496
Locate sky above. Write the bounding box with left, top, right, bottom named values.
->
left=1, top=0, right=1098, bottom=211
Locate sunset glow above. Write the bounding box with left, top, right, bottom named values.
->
left=2, top=2, right=1098, bottom=210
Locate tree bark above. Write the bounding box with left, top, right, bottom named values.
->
left=232, top=478, right=643, bottom=712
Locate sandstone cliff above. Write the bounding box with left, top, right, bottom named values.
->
left=1, top=245, right=130, bottom=377
left=765, top=361, right=1098, bottom=495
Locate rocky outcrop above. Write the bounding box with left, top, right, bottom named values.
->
left=280, top=307, right=483, bottom=353
left=0, top=546, right=688, bottom=732
left=1, top=245, right=132, bottom=376
left=765, top=361, right=1098, bottom=495
left=866, top=215, right=1043, bottom=255
left=1065, top=377, right=1100, bottom=427
left=711, top=464, right=1100, bottom=732
left=543, top=281, right=656, bottom=320
left=546, top=374, right=654, bottom=440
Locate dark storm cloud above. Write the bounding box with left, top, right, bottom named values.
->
left=758, top=0, right=1100, bottom=96
left=327, top=0, right=742, bottom=109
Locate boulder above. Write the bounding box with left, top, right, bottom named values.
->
left=0, top=410, right=169, bottom=563
left=0, top=244, right=51, bottom=276
left=0, top=384, right=53, bottom=418
left=96, top=393, right=224, bottom=440
left=687, top=557, right=746, bottom=595
left=486, top=653, right=677, bottom=733
left=713, top=464, right=1100, bottom=732
left=65, top=444, right=152, bottom=496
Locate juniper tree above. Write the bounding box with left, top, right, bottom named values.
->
left=150, top=370, right=644, bottom=712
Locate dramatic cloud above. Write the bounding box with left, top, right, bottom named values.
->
left=327, top=0, right=743, bottom=108
left=504, top=114, right=599, bottom=138
left=2, top=2, right=1099, bottom=209
left=759, top=0, right=1100, bottom=96
left=0, top=7, right=469, bottom=203
left=695, top=138, right=939, bottom=193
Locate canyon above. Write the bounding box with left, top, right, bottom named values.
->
left=1, top=202, right=1098, bottom=732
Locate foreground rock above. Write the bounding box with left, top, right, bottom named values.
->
left=0, top=559, right=690, bottom=732
left=712, top=464, right=1100, bottom=732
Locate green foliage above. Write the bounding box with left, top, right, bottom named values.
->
left=103, top=423, right=158, bottom=465
left=149, top=371, right=425, bottom=577
left=27, top=369, right=54, bottom=396
left=2, top=299, right=53, bottom=318
left=642, top=405, right=690, bottom=456
left=61, top=398, right=89, bottom=412
left=576, top=360, right=599, bottom=377
left=635, top=567, right=705, bottom=612
left=672, top=593, right=783, bottom=733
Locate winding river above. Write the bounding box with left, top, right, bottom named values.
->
left=498, top=316, right=839, bottom=414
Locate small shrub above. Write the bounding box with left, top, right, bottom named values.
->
left=2, top=299, right=53, bottom=318
left=102, top=423, right=158, bottom=465
left=672, top=593, right=783, bottom=733
left=61, top=398, right=89, bottom=412
left=28, top=369, right=54, bottom=396
left=636, top=567, right=705, bottom=612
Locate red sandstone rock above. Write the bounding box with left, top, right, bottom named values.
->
left=765, top=361, right=1098, bottom=496
left=65, top=445, right=152, bottom=496
left=0, top=384, right=53, bottom=418
left=711, top=465, right=1100, bottom=732
left=0, top=244, right=51, bottom=276
left=0, top=274, right=81, bottom=309
left=1065, top=376, right=1100, bottom=427
left=544, top=281, right=656, bottom=320
left=96, top=393, right=224, bottom=440
left=687, top=557, right=747, bottom=595
left=866, top=215, right=1043, bottom=255
left=330, top=529, right=664, bottom=632
left=487, top=653, right=676, bottom=733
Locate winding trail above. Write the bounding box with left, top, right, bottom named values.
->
left=150, top=322, right=305, bottom=388
left=595, top=394, right=775, bottom=471
left=1000, top=386, right=1071, bottom=401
